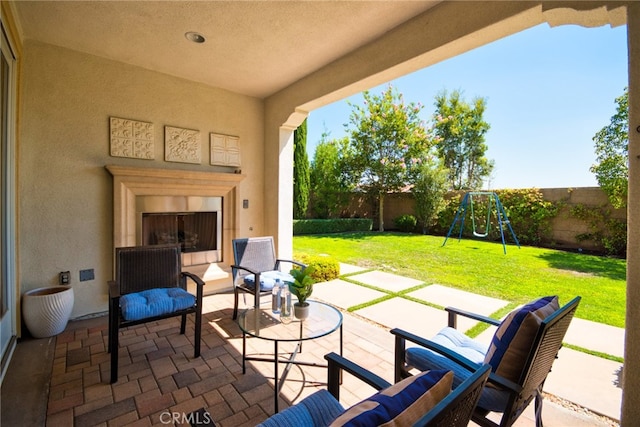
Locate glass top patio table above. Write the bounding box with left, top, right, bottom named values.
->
left=237, top=300, right=343, bottom=341
left=237, top=300, right=344, bottom=413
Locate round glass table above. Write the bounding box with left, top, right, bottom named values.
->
left=237, top=300, right=343, bottom=412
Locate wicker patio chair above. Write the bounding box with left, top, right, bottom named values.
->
left=108, top=244, right=205, bottom=383
left=231, top=236, right=305, bottom=319
left=392, top=296, right=581, bottom=427
left=257, top=352, right=491, bottom=427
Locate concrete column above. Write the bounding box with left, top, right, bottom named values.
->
left=623, top=2, right=640, bottom=425
left=276, top=126, right=295, bottom=260
left=263, top=107, right=307, bottom=260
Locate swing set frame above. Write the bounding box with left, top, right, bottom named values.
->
left=442, top=191, right=520, bottom=254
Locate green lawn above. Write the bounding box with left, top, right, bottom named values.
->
left=293, top=232, right=626, bottom=328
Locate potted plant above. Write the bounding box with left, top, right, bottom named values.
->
left=287, top=266, right=316, bottom=320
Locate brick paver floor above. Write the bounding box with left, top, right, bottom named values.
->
left=33, top=289, right=619, bottom=427
left=44, top=292, right=393, bottom=426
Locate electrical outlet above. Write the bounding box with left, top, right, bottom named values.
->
left=79, top=269, right=94, bottom=282
left=59, top=271, right=70, bottom=285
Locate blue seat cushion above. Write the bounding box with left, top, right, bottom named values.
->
left=406, top=327, right=509, bottom=412
left=257, top=389, right=345, bottom=427
left=120, top=288, right=196, bottom=321
left=243, top=270, right=295, bottom=291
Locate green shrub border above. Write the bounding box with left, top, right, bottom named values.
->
left=293, top=218, right=373, bottom=235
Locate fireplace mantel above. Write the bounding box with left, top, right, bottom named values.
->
left=106, top=165, right=245, bottom=185
left=106, top=165, right=245, bottom=265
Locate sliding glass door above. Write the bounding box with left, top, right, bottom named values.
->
left=0, top=24, right=17, bottom=380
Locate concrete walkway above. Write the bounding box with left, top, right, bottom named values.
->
left=313, top=263, right=623, bottom=423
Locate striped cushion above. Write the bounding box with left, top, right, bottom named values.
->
left=257, top=389, right=344, bottom=427
left=330, top=370, right=453, bottom=427
left=431, top=326, right=488, bottom=363
left=120, top=288, right=195, bottom=321
left=484, top=296, right=559, bottom=383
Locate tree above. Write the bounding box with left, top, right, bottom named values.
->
left=590, top=87, right=629, bottom=209
left=345, top=84, right=431, bottom=231
left=432, top=90, right=493, bottom=190
left=293, top=118, right=310, bottom=218
left=309, top=136, right=353, bottom=218
left=413, top=154, right=449, bottom=234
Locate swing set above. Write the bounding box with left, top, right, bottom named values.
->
left=442, top=191, right=520, bottom=254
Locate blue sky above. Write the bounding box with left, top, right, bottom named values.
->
left=306, top=23, right=628, bottom=189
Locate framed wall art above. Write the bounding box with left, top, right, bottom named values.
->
left=210, top=133, right=241, bottom=167
left=109, top=117, right=154, bottom=159
left=165, top=126, right=201, bottom=164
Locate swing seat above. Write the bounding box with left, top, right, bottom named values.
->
left=469, top=194, right=491, bottom=238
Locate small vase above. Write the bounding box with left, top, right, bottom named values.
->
left=22, top=286, right=74, bottom=338
left=294, top=302, right=310, bottom=320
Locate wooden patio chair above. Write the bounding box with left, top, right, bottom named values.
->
left=392, top=295, right=581, bottom=427
left=231, top=236, right=305, bottom=319
left=257, top=352, right=491, bottom=427
left=108, top=244, right=205, bottom=383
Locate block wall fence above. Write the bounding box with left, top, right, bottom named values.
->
left=341, top=187, right=626, bottom=252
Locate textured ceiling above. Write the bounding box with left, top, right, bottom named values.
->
left=13, top=1, right=440, bottom=98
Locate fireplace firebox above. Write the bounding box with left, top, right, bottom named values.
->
left=142, top=212, right=218, bottom=252
left=136, top=196, right=222, bottom=265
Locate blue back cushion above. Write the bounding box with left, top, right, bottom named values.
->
left=330, top=370, right=453, bottom=426
left=484, top=295, right=559, bottom=382
left=120, top=288, right=195, bottom=321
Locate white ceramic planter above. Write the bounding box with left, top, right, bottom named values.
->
left=22, top=286, right=74, bottom=338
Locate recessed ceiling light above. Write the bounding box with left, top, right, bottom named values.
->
left=185, top=32, right=206, bottom=44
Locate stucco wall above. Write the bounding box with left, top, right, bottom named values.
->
left=19, top=41, right=265, bottom=318
left=541, top=187, right=626, bottom=250
left=623, top=2, right=640, bottom=423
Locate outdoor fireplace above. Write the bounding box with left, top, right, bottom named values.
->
left=106, top=165, right=244, bottom=274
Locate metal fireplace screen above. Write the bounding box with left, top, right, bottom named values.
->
left=141, top=212, right=217, bottom=253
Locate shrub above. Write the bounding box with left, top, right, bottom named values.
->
left=298, top=254, right=340, bottom=282
left=571, top=204, right=627, bottom=257
left=293, top=218, right=373, bottom=235
left=495, top=189, right=560, bottom=245
left=394, top=214, right=417, bottom=232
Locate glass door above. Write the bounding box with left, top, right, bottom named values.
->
left=0, top=24, right=17, bottom=381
